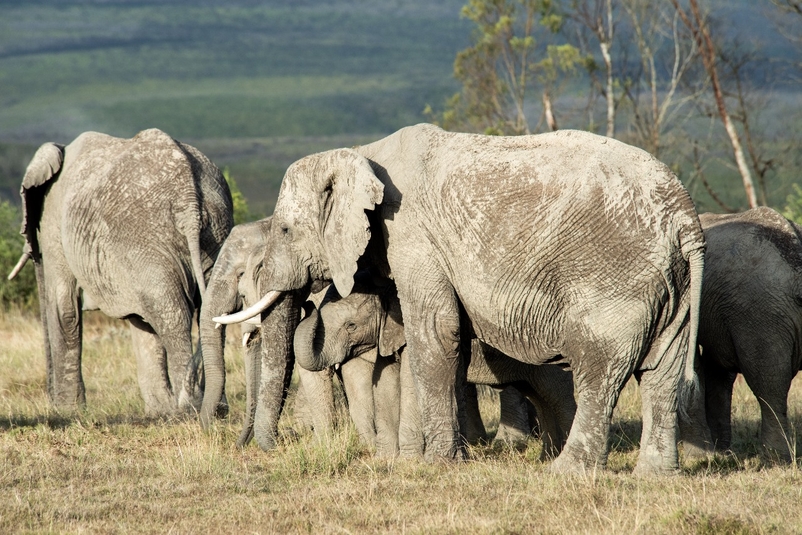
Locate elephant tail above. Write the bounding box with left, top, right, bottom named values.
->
left=187, top=230, right=207, bottom=298
left=679, top=241, right=705, bottom=415
left=172, top=188, right=207, bottom=300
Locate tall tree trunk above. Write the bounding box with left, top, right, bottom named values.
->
left=671, top=0, right=758, bottom=208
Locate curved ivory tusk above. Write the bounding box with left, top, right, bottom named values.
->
left=212, top=290, right=282, bottom=325
left=8, top=252, right=31, bottom=280
left=242, top=332, right=251, bottom=347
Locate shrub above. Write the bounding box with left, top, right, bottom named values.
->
left=0, top=201, right=37, bottom=310
left=783, top=184, right=802, bottom=225
left=222, top=168, right=253, bottom=225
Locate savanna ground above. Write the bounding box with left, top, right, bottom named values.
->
left=3, top=309, right=802, bottom=534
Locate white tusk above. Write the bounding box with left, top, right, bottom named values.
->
left=215, top=323, right=222, bottom=330
left=8, top=251, right=31, bottom=280
left=212, top=290, right=282, bottom=325
left=334, top=363, right=340, bottom=371
left=242, top=332, right=250, bottom=347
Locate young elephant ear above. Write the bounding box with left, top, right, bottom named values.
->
left=20, top=142, right=65, bottom=258
left=378, top=284, right=406, bottom=357
left=317, top=148, right=384, bottom=298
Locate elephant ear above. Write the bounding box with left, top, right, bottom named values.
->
left=316, top=148, right=384, bottom=298
left=378, top=284, right=405, bottom=357
left=20, top=142, right=65, bottom=259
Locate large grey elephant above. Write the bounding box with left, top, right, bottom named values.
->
left=9, top=129, right=233, bottom=415
left=293, top=275, right=577, bottom=458
left=198, top=217, right=341, bottom=449
left=211, top=123, right=705, bottom=473
left=680, top=207, right=802, bottom=461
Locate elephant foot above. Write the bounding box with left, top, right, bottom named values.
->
left=494, top=426, right=531, bottom=448
left=422, top=442, right=466, bottom=463
left=548, top=450, right=606, bottom=475
left=760, top=444, right=793, bottom=465
left=680, top=440, right=714, bottom=462
left=632, top=460, right=680, bottom=476
left=634, top=445, right=680, bottom=475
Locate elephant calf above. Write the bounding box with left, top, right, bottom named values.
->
left=10, top=129, right=233, bottom=415
left=681, top=207, right=802, bottom=461
left=293, top=273, right=577, bottom=458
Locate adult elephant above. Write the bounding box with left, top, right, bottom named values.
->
left=212, top=123, right=705, bottom=474
left=198, top=217, right=340, bottom=450
left=293, top=275, right=577, bottom=458
left=9, top=129, right=233, bottom=415
left=680, top=207, right=802, bottom=461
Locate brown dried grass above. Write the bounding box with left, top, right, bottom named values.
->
left=1, top=309, right=801, bottom=534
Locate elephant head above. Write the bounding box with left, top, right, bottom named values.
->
left=208, top=150, right=384, bottom=449
left=199, top=218, right=274, bottom=443
left=294, top=272, right=405, bottom=373
left=200, top=216, right=339, bottom=450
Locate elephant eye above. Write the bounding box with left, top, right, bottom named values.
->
left=346, top=321, right=357, bottom=333
left=280, top=223, right=290, bottom=235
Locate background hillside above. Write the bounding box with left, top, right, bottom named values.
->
left=0, top=0, right=799, bottom=216
left=0, top=0, right=471, bottom=216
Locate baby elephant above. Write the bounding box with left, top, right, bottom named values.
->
left=294, top=273, right=576, bottom=458
left=681, top=207, right=802, bottom=461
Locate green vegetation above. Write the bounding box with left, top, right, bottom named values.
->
left=222, top=169, right=252, bottom=225
left=783, top=184, right=802, bottom=225
left=0, top=202, right=37, bottom=311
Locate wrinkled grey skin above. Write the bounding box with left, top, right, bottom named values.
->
left=14, top=129, right=233, bottom=415
left=294, top=277, right=577, bottom=458
left=680, top=207, right=802, bottom=461
left=198, top=217, right=336, bottom=450
left=227, top=124, right=704, bottom=473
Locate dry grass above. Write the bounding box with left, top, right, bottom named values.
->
left=2, top=309, right=802, bottom=534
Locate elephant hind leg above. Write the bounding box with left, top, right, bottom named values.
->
left=45, top=273, right=86, bottom=410
left=702, top=358, right=736, bottom=451
left=494, top=386, right=533, bottom=448
left=128, top=317, right=175, bottom=416
left=635, top=315, right=692, bottom=474
left=739, top=347, right=795, bottom=461
left=550, top=307, right=647, bottom=474
left=144, top=303, right=197, bottom=414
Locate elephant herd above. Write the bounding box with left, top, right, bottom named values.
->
left=9, top=124, right=802, bottom=474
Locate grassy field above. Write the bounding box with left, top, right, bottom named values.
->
left=3, top=310, right=802, bottom=533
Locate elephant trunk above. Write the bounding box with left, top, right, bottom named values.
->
left=199, top=266, right=238, bottom=429
left=254, top=291, right=301, bottom=451
left=293, top=307, right=331, bottom=372
left=236, top=331, right=262, bottom=447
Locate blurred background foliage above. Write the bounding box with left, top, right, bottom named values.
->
left=0, top=0, right=800, bottom=309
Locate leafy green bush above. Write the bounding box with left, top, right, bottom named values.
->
left=222, top=168, right=253, bottom=225
left=0, top=201, right=37, bottom=310
left=782, top=184, right=802, bottom=225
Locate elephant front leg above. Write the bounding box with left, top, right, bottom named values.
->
left=45, top=277, right=86, bottom=410
left=401, top=287, right=465, bottom=462
left=340, top=357, right=377, bottom=447
left=372, top=354, right=401, bottom=457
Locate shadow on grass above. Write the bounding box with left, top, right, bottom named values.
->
left=609, top=417, right=641, bottom=454
left=0, top=411, right=185, bottom=431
